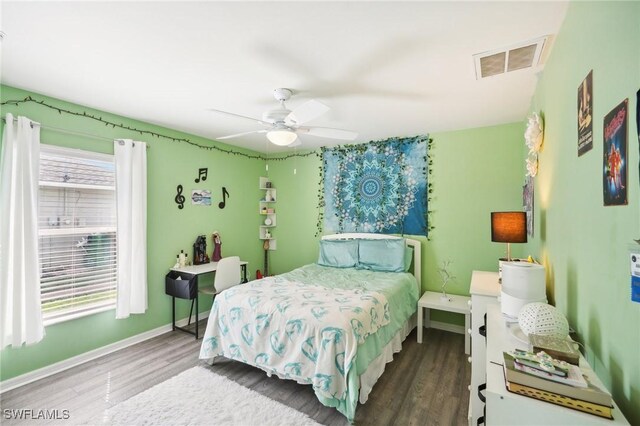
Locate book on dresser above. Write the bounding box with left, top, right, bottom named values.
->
left=529, top=333, right=581, bottom=365
left=504, top=381, right=614, bottom=419
left=502, top=352, right=613, bottom=419
left=513, top=357, right=587, bottom=388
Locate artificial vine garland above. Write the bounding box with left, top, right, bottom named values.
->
left=0, top=96, right=316, bottom=161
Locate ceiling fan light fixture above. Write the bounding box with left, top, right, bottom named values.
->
left=267, top=129, right=297, bottom=146
left=210, top=87, right=355, bottom=145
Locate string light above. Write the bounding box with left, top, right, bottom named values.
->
left=0, top=96, right=318, bottom=161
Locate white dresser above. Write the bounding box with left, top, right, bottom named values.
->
left=484, top=303, right=628, bottom=425
left=468, top=271, right=629, bottom=425
left=468, top=270, right=501, bottom=426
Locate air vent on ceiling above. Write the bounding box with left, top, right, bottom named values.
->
left=473, top=36, right=548, bottom=79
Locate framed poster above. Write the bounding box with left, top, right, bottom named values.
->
left=578, top=70, right=593, bottom=156
left=523, top=176, right=534, bottom=237
left=191, top=189, right=212, bottom=206
left=603, top=99, right=628, bottom=206
left=636, top=89, right=639, bottom=189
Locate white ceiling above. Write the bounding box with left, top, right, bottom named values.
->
left=1, top=1, right=569, bottom=153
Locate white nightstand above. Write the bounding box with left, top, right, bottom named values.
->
left=417, top=290, right=471, bottom=354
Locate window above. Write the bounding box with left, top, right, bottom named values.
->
left=38, top=145, right=117, bottom=325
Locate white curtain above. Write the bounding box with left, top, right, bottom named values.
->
left=114, top=139, right=147, bottom=319
left=0, top=114, right=45, bottom=348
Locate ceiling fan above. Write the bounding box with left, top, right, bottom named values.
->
left=210, top=88, right=358, bottom=147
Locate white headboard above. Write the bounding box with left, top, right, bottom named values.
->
left=321, top=233, right=422, bottom=294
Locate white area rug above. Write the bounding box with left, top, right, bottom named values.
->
left=102, top=366, right=321, bottom=425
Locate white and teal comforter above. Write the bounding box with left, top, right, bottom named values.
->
left=199, top=264, right=418, bottom=421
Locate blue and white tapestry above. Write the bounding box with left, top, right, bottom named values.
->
left=322, top=135, right=429, bottom=235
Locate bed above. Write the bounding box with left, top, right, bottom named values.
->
left=199, top=233, right=421, bottom=422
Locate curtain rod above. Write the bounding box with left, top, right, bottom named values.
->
left=2, top=116, right=150, bottom=149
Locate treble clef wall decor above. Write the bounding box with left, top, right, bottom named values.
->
left=175, top=184, right=185, bottom=209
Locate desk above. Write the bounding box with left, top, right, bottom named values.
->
left=417, top=290, right=471, bottom=354
left=168, top=261, right=248, bottom=339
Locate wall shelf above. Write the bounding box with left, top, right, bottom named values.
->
left=259, top=177, right=276, bottom=251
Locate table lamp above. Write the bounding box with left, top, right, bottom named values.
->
left=491, top=211, right=527, bottom=261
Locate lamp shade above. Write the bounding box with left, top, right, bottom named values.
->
left=267, top=130, right=298, bottom=146
left=491, top=211, right=527, bottom=243
left=518, top=302, right=569, bottom=339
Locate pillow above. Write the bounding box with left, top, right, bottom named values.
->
left=358, top=239, right=406, bottom=272
left=317, top=239, right=359, bottom=268
left=404, top=246, right=414, bottom=272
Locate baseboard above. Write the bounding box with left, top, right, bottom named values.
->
left=0, top=310, right=210, bottom=394
left=427, top=320, right=465, bottom=335
left=1, top=314, right=463, bottom=393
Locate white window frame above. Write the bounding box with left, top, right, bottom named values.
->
left=38, top=144, right=118, bottom=326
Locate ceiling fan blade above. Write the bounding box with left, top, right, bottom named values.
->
left=216, top=130, right=267, bottom=140
left=285, top=100, right=329, bottom=125
left=208, top=109, right=271, bottom=126
left=300, top=126, right=358, bottom=140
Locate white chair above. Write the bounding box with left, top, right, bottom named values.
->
left=187, top=256, right=242, bottom=330
left=199, top=256, right=242, bottom=297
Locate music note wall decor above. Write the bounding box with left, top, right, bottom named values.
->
left=194, top=167, right=208, bottom=183
left=218, top=187, right=230, bottom=209
left=175, top=185, right=185, bottom=209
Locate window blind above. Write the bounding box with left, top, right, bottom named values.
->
left=38, top=145, right=117, bottom=324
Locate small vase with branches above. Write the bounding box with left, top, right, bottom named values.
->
left=438, top=260, right=456, bottom=302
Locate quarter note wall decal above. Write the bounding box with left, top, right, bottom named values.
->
left=194, top=167, right=208, bottom=183
left=218, top=187, right=230, bottom=209
left=175, top=184, right=185, bottom=209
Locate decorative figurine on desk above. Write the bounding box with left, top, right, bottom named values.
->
left=212, top=232, right=222, bottom=262
left=193, top=235, right=210, bottom=265
left=438, top=259, right=456, bottom=302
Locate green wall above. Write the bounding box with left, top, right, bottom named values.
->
left=525, top=2, right=639, bottom=423
left=268, top=123, right=526, bottom=326
left=0, top=85, right=266, bottom=381
left=0, top=81, right=554, bottom=392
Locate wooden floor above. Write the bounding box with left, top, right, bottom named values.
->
left=1, top=322, right=470, bottom=425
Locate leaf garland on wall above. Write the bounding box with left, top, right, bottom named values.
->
left=0, top=96, right=315, bottom=161
left=317, top=135, right=434, bottom=238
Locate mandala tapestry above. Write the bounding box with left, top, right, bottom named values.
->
left=322, top=135, right=429, bottom=236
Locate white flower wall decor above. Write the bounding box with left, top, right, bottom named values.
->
left=525, top=112, right=544, bottom=154
left=524, top=112, right=544, bottom=177
left=526, top=156, right=538, bottom=177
